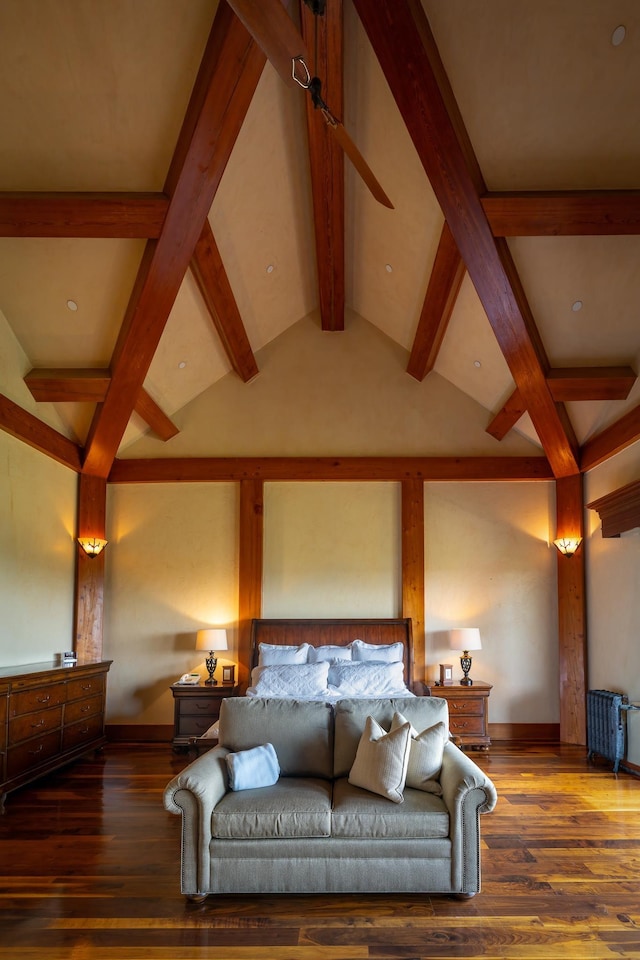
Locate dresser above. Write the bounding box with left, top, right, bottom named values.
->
left=425, top=681, right=492, bottom=750
left=170, top=683, right=238, bottom=749
left=0, top=660, right=111, bottom=809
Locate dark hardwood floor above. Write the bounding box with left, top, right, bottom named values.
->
left=0, top=741, right=639, bottom=959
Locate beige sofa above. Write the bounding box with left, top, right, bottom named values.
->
left=163, top=695, right=497, bottom=900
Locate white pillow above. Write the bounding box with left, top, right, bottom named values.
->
left=348, top=715, right=411, bottom=803
left=328, top=660, right=407, bottom=696
left=351, top=638, right=404, bottom=663
left=258, top=642, right=310, bottom=666
left=391, top=711, right=447, bottom=794
left=225, top=743, right=280, bottom=791
left=250, top=662, right=330, bottom=698
left=308, top=644, right=353, bottom=663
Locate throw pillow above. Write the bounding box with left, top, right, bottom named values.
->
left=391, top=712, right=447, bottom=794
left=225, top=742, right=280, bottom=791
left=348, top=715, right=411, bottom=803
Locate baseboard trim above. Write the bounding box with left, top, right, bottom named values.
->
left=106, top=724, right=173, bottom=743
left=489, top=722, right=560, bottom=742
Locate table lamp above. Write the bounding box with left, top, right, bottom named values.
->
left=196, top=628, right=228, bottom=685
left=448, top=627, right=482, bottom=686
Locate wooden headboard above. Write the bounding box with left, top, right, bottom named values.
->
left=250, top=618, right=414, bottom=685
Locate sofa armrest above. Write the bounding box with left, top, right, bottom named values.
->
left=439, top=741, right=497, bottom=894
left=163, top=745, right=230, bottom=896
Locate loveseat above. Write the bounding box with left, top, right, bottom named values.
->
left=163, top=695, right=497, bottom=900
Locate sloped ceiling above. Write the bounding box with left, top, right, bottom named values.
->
left=0, top=0, right=638, bottom=479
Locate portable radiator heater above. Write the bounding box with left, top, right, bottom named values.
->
left=587, top=689, right=637, bottom=774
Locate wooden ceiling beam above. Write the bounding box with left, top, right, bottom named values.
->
left=82, top=5, right=266, bottom=478
left=547, top=367, right=636, bottom=402
left=191, top=219, right=258, bottom=382
left=354, top=0, right=579, bottom=478
left=0, top=393, right=82, bottom=471
left=300, top=0, right=345, bottom=331
left=486, top=388, right=525, bottom=441
left=24, top=369, right=179, bottom=441
left=0, top=193, right=168, bottom=238
left=407, top=221, right=465, bottom=381
left=108, top=455, right=553, bottom=484
left=483, top=191, right=640, bottom=237
left=580, top=402, right=640, bottom=472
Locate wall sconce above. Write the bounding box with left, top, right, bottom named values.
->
left=553, top=537, right=582, bottom=557
left=448, top=627, right=482, bottom=686
left=78, top=537, right=108, bottom=558
left=196, top=628, right=228, bottom=686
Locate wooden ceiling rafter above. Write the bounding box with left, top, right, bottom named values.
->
left=581, top=401, right=640, bottom=472
left=353, top=0, right=580, bottom=479
left=191, top=219, right=259, bottom=382
left=0, top=192, right=169, bottom=238
left=300, top=0, right=345, bottom=332
left=407, top=221, right=465, bottom=381
left=0, top=392, right=82, bottom=472
left=81, top=4, right=267, bottom=478
left=24, top=368, right=179, bottom=442
left=483, top=191, right=640, bottom=237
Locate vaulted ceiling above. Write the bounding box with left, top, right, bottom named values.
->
left=0, top=0, right=639, bottom=480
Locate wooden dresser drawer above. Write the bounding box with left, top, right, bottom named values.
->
left=447, top=698, right=484, bottom=716
left=66, top=675, right=105, bottom=702
left=62, top=715, right=104, bottom=751
left=7, top=730, right=61, bottom=778
left=65, top=695, right=102, bottom=724
left=10, top=683, right=66, bottom=718
left=449, top=715, right=485, bottom=736
left=9, top=706, right=63, bottom=746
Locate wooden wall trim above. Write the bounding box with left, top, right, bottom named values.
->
left=108, top=456, right=554, bottom=484
left=238, top=479, right=264, bottom=689
left=74, top=473, right=107, bottom=661
left=401, top=479, right=425, bottom=685
left=587, top=477, right=640, bottom=538
left=556, top=474, right=587, bottom=745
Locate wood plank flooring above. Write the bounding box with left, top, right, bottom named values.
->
left=0, top=742, right=639, bottom=959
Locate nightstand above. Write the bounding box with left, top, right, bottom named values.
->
left=425, top=681, right=492, bottom=750
left=170, top=683, right=237, bottom=750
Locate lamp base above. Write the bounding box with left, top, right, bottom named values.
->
left=204, top=678, right=218, bottom=686
left=460, top=677, right=473, bottom=686
left=204, top=653, right=218, bottom=686
left=459, top=652, right=473, bottom=686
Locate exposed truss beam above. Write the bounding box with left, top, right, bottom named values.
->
left=581, top=402, right=640, bottom=472
left=354, top=0, right=579, bottom=478
left=0, top=393, right=82, bottom=471
left=0, top=193, right=168, bottom=238
left=486, top=388, right=526, bottom=441
left=191, top=220, right=258, bottom=382
left=483, top=191, right=640, bottom=237
left=407, top=222, right=465, bottom=381
left=82, top=4, right=266, bottom=478
left=300, top=0, right=345, bottom=331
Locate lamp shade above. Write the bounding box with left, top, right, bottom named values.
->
left=196, top=628, right=228, bottom=652
left=448, top=627, right=482, bottom=652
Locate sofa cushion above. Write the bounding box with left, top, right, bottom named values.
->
left=219, top=697, right=334, bottom=779
left=212, top=777, right=332, bottom=839
left=391, top=712, right=447, bottom=794
left=348, top=716, right=411, bottom=803
left=333, top=697, right=449, bottom=777
left=332, top=777, right=450, bottom=839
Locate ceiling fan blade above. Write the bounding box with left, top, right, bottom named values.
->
left=326, top=119, right=394, bottom=209
left=226, top=0, right=308, bottom=88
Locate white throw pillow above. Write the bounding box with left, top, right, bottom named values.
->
left=308, top=644, right=353, bottom=663
left=328, top=660, right=407, bottom=696
left=348, top=715, right=411, bottom=803
left=391, top=711, right=447, bottom=794
left=258, top=642, right=310, bottom=666
left=351, top=638, right=404, bottom=663
left=250, top=662, right=330, bottom=698
left=225, top=742, right=280, bottom=791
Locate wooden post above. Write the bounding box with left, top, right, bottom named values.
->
left=402, top=479, right=425, bottom=687
left=74, top=473, right=107, bottom=661
left=238, top=479, right=264, bottom=688
left=556, top=473, right=587, bottom=744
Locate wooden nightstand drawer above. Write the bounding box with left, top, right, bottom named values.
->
left=177, top=715, right=219, bottom=737
left=449, top=715, right=484, bottom=736
left=447, top=698, right=483, bottom=716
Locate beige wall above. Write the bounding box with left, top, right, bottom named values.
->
left=0, top=430, right=77, bottom=666
left=584, top=442, right=640, bottom=767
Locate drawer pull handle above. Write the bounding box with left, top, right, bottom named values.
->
left=29, top=744, right=44, bottom=756
left=37, top=695, right=51, bottom=704
left=31, top=719, right=45, bottom=729
left=79, top=726, right=90, bottom=734
left=195, top=703, right=212, bottom=711
left=81, top=684, right=92, bottom=691
left=81, top=705, right=91, bottom=713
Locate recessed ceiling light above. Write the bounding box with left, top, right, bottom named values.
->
left=571, top=300, right=583, bottom=312
left=474, top=360, right=482, bottom=368
left=611, top=25, right=626, bottom=46
left=266, top=264, right=274, bottom=274
left=66, top=299, right=78, bottom=311
left=178, top=361, right=187, bottom=369
left=385, top=264, right=393, bottom=273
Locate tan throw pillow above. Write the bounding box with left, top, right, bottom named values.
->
left=391, top=712, right=447, bottom=794
left=348, top=715, right=411, bottom=804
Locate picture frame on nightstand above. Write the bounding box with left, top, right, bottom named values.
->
left=222, top=664, right=235, bottom=685
left=439, top=663, right=453, bottom=685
